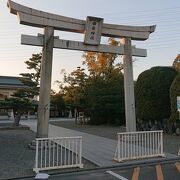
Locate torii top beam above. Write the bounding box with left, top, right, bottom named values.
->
left=7, top=0, right=155, bottom=41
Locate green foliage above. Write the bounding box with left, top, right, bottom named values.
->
left=169, top=73, right=180, bottom=123
left=0, top=97, right=31, bottom=110
left=51, top=91, right=65, bottom=116
left=172, top=54, right=180, bottom=72
left=0, top=95, right=32, bottom=126
left=85, top=71, right=125, bottom=125
left=58, top=67, right=87, bottom=109
left=135, top=66, right=177, bottom=122
left=0, top=53, right=42, bottom=125
left=82, top=38, right=121, bottom=78
left=58, top=38, right=125, bottom=125
left=20, top=53, right=42, bottom=98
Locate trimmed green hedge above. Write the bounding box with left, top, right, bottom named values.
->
left=135, top=66, right=177, bottom=122
left=170, top=73, right=180, bottom=123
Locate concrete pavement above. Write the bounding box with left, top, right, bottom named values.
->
left=21, top=119, right=180, bottom=168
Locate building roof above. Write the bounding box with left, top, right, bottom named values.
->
left=0, top=76, right=27, bottom=89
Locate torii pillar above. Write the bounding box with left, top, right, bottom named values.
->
left=37, top=27, right=54, bottom=138
left=122, top=38, right=136, bottom=132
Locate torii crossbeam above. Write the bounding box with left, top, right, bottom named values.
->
left=7, top=0, right=156, bottom=138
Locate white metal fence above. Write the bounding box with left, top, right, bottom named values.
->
left=114, top=130, right=165, bottom=162
left=33, top=136, right=83, bottom=173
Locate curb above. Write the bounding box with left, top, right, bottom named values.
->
left=5, top=156, right=180, bottom=180
left=0, top=125, right=30, bottom=131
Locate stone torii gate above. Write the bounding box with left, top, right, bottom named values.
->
left=7, top=0, right=155, bottom=138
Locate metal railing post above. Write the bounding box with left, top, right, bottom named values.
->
left=114, top=130, right=165, bottom=162
left=35, top=140, right=39, bottom=173
left=79, top=137, right=83, bottom=168
left=33, top=136, right=83, bottom=173
left=117, top=134, right=120, bottom=161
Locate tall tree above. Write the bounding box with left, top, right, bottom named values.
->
left=83, top=38, right=121, bottom=78
left=169, top=73, right=180, bottom=124
left=169, top=55, right=180, bottom=132
left=85, top=69, right=125, bottom=125
left=20, top=53, right=42, bottom=98
left=1, top=93, right=32, bottom=126
left=50, top=90, right=65, bottom=117
left=0, top=53, right=42, bottom=126
left=58, top=38, right=125, bottom=125
left=58, top=67, right=87, bottom=109
left=172, top=54, right=180, bottom=72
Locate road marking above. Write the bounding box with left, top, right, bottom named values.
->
left=132, top=167, right=140, bottom=180
left=156, top=164, right=164, bottom=180
left=106, top=170, right=128, bottom=180
left=175, top=162, right=180, bottom=173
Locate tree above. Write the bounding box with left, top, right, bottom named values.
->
left=82, top=38, right=121, bottom=78
left=50, top=90, right=65, bottom=117
left=1, top=93, right=32, bottom=126
left=169, top=73, right=180, bottom=126
left=85, top=70, right=125, bottom=125
left=20, top=53, right=42, bottom=98
left=172, top=54, right=180, bottom=72
left=0, top=53, right=42, bottom=126
left=58, top=38, right=125, bottom=125
left=58, top=67, right=87, bottom=109
left=82, top=38, right=125, bottom=124
left=135, top=66, right=177, bottom=123
left=169, top=55, right=180, bottom=128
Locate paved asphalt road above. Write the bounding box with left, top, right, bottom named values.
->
left=24, top=160, right=180, bottom=180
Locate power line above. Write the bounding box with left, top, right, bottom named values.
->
left=97, top=6, right=180, bottom=16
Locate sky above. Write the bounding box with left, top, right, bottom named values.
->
left=0, top=0, right=180, bottom=91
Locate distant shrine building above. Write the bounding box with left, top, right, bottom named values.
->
left=0, top=76, right=61, bottom=119
left=0, top=76, right=26, bottom=100
left=0, top=76, right=27, bottom=119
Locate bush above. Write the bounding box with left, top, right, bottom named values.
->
left=85, top=74, right=125, bottom=125
left=169, top=73, right=180, bottom=131
left=135, top=66, right=177, bottom=123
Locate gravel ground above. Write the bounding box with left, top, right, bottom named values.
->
left=51, top=120, right=180, bottom=155
left=0, top=125, right=96, bottom=180
left=0, top=129, right=36, bottom=180
left=0, top=120, right=179, bottom=179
